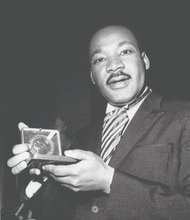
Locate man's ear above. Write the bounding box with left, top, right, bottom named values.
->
left=90, top=71, right=96, bottom=84
left=141, top=52, right=150, bottom=70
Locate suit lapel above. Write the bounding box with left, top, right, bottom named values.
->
left=109, top=93, right=165, bottom=168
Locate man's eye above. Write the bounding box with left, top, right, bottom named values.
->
left=93, top=57, right=105, bottom=64
left=120, top=49, right=132, bottom=55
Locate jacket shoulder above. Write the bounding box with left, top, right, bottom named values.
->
left=161, top=96, right=190, bottom=115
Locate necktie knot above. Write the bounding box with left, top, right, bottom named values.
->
left=105, top=107, right=127, bottom=121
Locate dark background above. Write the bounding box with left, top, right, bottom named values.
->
left=1, top=0, right=190, bottom=218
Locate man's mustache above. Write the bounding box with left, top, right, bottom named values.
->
left=107, top=71, right=131, bottom=84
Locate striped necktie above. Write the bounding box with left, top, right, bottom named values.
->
left=101, top=107, right=128, bottom=163
left=101, top=86, right=151, bottom=163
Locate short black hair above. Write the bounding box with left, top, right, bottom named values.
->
left=86, top=22, right=145, bottom=54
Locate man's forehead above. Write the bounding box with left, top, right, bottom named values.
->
left=89, top=25, right=138, bottom=55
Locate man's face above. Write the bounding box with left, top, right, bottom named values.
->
left=89, top=26, right=150, bottom=106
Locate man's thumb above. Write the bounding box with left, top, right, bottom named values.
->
left=64, top=149, right=91, bottom=160
left=18, top=122, right=29, bottom=131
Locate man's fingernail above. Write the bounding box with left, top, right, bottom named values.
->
left=35, top=169, right=40, bottom=175
left=64, top=150, right=72, bottom=156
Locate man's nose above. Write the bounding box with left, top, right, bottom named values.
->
left=106, top=56, right=124, bottom=73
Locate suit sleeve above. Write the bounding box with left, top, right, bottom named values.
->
left=23, top=178, right=74, bottom=220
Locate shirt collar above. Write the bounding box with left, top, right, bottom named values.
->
left=105, top=87, right=152, bottom=115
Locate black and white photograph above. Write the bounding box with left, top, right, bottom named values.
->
left=1, top=1, right=190, bottom=219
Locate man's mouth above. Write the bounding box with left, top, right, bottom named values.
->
left=107, top=72, right=131, bottom=88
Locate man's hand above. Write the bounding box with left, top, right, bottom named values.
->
left=7, top=144, right=30, bottom=175
left=7, top=143, right=43, bottom=176
left=43, top=149, right=114, bottom=194
left=7, top=122, right=41, bottom=176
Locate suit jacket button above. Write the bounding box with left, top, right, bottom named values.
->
left=91, top=205, right=99, bottom=213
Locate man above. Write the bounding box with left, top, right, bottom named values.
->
left=7, top=25, right=190, bottom=219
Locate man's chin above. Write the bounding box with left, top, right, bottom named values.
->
left=107, top=96, right=132, bottom=107
left=102, top=86, right=135, bottom=105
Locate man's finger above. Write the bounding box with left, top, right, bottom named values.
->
left=64, top=149, right=93, bottom=160
left=43, top=164, right=77, bottom=176
left=7, top=152, right=30, bottom=167
left=12, top=144, right=30, bottom=155
left=11, top=161, right=27, bottom=175
left=29, top=168, right=41, bottom=176
left=18, top=122, right=29, bottom=131
left=61, top=183, right=80, bottom=192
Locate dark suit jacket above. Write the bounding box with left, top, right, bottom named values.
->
left=26, top=92, right=190, bottom=220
